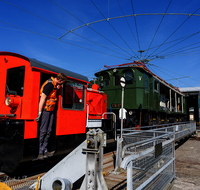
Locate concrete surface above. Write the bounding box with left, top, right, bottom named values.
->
left=172, top=138, right=200, bottom=190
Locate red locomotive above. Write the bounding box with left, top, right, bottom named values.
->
left=0, top=52, right=107, bottom=173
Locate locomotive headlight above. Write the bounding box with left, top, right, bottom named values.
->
left=5, top=97, right=11, bottom=106
left=5, top=96, right=20, bottom=107
left=129, top=111, right=133, bottom=115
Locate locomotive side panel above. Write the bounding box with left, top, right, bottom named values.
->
left=24, top=71, right=41, bottom=139
left=0, top=55, right=29, bottom=119
left=87, top=89, right=107, bottom=120
left=56, top=82, right=87, bottom=135
left=0, top=56, right=7, bottom=114
left=22, top=69, right=40, bottom=120
left=135, top=69, right=145, bottom=110
left=153, top=78, right=160, bottom=112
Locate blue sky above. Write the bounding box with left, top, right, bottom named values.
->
left=0, top=0, right=200, bottom=88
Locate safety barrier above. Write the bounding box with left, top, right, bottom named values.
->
left=128, top=121, right=196, bottom=141
left=115, top=130, right=174, bottom=190
left=144, top=122, right=196, bottom=141
left=115, top=122, right=196, bottom=190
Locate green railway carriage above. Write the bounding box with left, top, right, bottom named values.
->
left=95, top=62, right=187, bottom=128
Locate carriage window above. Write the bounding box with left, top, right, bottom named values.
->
left=124, top=70, right=134, bottom=84
left=102, top=73, right=110, bottom=87
left=6, top=66, right=25, bottom=97
left=154, top=79, right=159, bottom=92
left=62, top=82, right=85, bottom=110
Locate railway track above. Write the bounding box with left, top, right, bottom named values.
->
left=0, top=141, right=117, bottom=190
left=0, top=172, right=45, bottom=190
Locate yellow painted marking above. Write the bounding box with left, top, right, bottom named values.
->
left=0, top=182, right=12, bottom=190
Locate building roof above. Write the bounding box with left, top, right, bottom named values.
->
left=179, top=87, right=200, bottom=92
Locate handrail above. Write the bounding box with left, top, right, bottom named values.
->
left=102, top=112, right=117, bottom=140
left=122, top=121, right=195, bottom=131
left=122, top=131, right=174, bottom=158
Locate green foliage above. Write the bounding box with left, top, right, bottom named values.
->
left=88, top=78, right=99, bottom=88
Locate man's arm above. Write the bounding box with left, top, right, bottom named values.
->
left=36, top=93, right=47, bottom=122
left=38, top=93, right=47, bottom=112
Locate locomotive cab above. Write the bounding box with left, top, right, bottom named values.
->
left=0, top=52, right=107, bottom=174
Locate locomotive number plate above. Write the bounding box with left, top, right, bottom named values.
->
left=111, top=104, right=121, bottom=108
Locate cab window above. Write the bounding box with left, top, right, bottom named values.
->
left=101, top=73, right=110, bottom=87
left=62, top=82, right=85, bottom=110
left=6, top=66, right=25, bottom=97
left=124, top=69, right=134, bottom=84
left=114, top=75, right=120, bottom=86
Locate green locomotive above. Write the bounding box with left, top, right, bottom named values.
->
left=95, top=61, right=186, bottom=128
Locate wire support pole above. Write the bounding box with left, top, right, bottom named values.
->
left=121, top=87, right=124, bottom=139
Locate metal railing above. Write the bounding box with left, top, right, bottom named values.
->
left=123, top=121, right=196, bottom=141
left=102, top=112, right=116, bottom=140
left=115, top=122, right=196, bottom=190
left=118, top=130, right=175, bottom=190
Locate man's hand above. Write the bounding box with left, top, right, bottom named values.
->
left=35, top=111, right=42, bottom=122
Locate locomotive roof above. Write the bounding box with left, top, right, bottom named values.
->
left=96, top=62, right=184, bottom=96
left=29, top=58, right=88, bottom=82
left=0, top=52, right=88, bottom=82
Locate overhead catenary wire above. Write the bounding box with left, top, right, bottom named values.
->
left=149, top=64, right=200, bottom=90
left=149, top=63, right=187, bottom=77
left=162, top=50, right=200, bottom=59
left=144, top=0, right=173, bottom=57
left=160, top=44, right=200, bottom=58
left=52, top=0, right=138, bottom=59
left=108, top=0, right=109, bottom=18
left=150, top=40, right=200, bottom=60
left=146, top=7, right=200, bottom=59
left=143, top=30, right=200, bottom=52
left=2, top=0, right=130, bottom=58
left=148, top=49, right=200, bottom=60
left=149, top=45, right=200, bottom=60
left=90, top=0, right=138, bottom=58
left=116, top=0, right=140, bottom=49
left=81, top=69, right=102, bottom=74
left=165, top=76, right=190, bottom=81
left=146, top=65, right=160, bottom=78
left=130, top=0, right=141, bottom=51
left=151, top=30, right=200, bottom=59
left=0, top=20, right=128, bottom=60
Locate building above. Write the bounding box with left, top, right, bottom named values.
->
left=179, top=87, right=200, bottom=125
